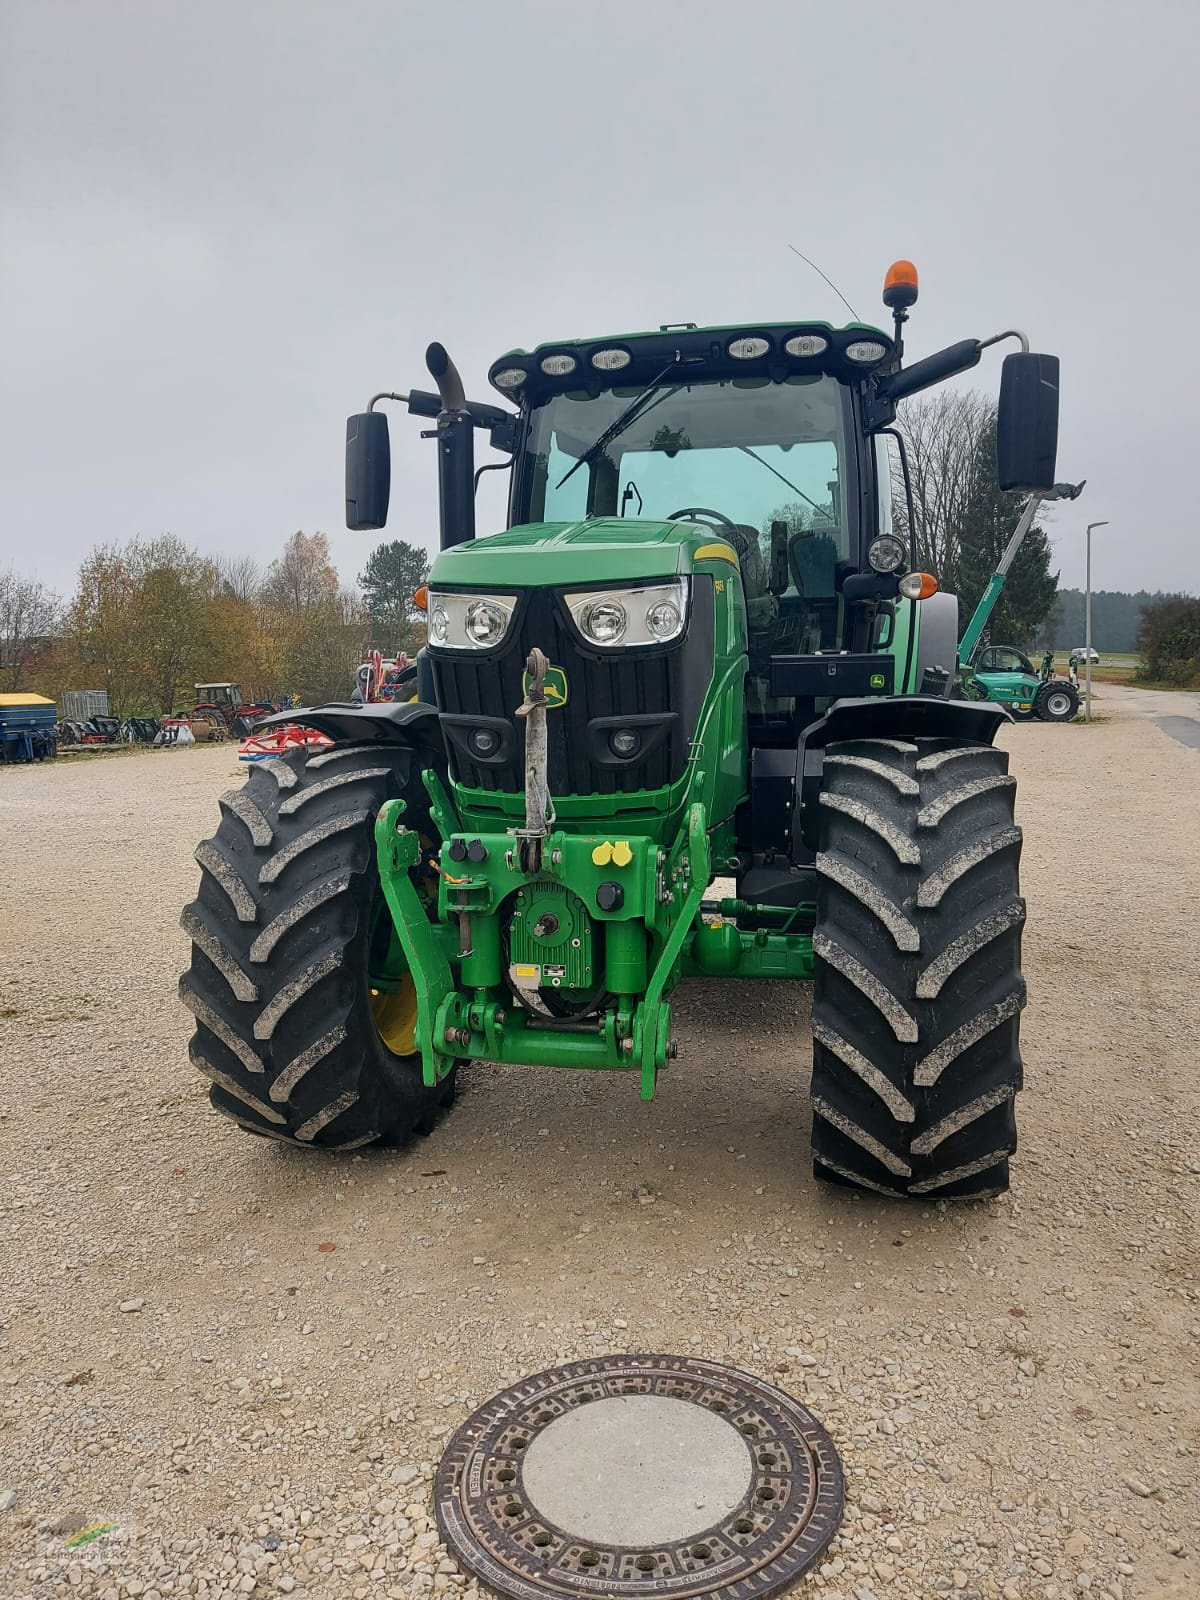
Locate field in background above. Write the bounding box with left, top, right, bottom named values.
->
left=1049, top=650, right=1140, bottom=684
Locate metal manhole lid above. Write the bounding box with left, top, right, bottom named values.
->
left=434, top=1353, right=844, bottom=1600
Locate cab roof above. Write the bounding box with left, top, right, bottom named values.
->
left=488, top=320, right=894, bottom=403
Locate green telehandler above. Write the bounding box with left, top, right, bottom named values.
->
left=957, top=479, right=1085, bottom=722
left=181, top=262, right=1062, bottom=1198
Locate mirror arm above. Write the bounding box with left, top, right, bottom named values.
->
left=369, top=387, right=514, bottom=432
left=978, top=329, right=1030, bottom=355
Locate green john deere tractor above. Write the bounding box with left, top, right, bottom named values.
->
left=181, top=262, right=1061, bottom=1198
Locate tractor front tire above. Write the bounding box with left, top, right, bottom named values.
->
left=180, top=743, right=454, bottom=1150
left=809, top=736, right=1025, bottom=1199
left=1036, top=683, right=1079, bottom=722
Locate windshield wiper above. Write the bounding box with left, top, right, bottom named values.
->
left=737, top=445, right=828, bottom=518
left=554, top=363, right=680, bottom=493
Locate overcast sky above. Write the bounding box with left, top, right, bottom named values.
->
left=2, top=0, right=1195, bottom=599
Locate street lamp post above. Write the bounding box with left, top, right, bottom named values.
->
left=1084, top=520, right=1109, bottom=723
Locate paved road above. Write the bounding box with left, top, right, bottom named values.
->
left=1093, top=681, right=1200, bottom=721
left=1088, top=682, right=1200, bottom=752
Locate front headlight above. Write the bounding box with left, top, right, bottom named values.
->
left=426, top=591, right=515, bottom=650
left=566, top=579, right=689, bottom=649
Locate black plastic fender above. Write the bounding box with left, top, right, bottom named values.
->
left=252, top=700, right=446, bottom=758
left=792, top=694, right=1011, bottom=856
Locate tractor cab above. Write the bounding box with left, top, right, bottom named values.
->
left=194, top=682, right=242, bottom=709
left=490, top=324, right=918, bottom=730
left=975, top=645, right=1036, bottom=677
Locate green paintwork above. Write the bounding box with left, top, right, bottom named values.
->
left=958, top=572, right=1007, bottom=662
left=884, top=595, right=923, bottom=695
left=375, top=790, right=715, bottom=1095
left=967, top=645, right=1041, bottom=715
left=968, top=666, right=1038, bottom=714
left=430, top=518, right=740, bottom=588
left=372, top=803, right=457, bottom=1085
left=373, top=786, right=822, bottom=1099
left=508, top=882, right=597, bottom=992
left=682, top=922, right=814, bottom=982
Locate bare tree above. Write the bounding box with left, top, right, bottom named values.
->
left=260, top=531, right=339, bottom=611
left=894, top=390, right=990, bottom=577
left=0, top=567, right=62, bottom=692
left=217, top=554, right=262, bottom=602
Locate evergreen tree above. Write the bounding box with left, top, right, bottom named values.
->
left=357, top=540, right=430, bottom=650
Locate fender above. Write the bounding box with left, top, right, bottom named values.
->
left=792, top=694, right=1011, bottom=855
left=253, top=699, right=446, bottom=757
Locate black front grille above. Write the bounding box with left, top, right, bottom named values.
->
left=429, top=581, right=713, bottom=796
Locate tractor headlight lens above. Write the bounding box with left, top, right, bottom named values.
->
left=426, top=591, right=515, bottom=650
left=867, top=535, right=907, bottom=573
left=845, top=339, right=889, bottom=364
left=580, top=598, right=628, bottom=644
left=566, top=579, right=689, bottom=649
left=492, top=368, right=527, bottom=390
left=469, top=727, right=500, bottom=757
left=465, top=600, right=509, bottom=644
left=539, top=353, right=577, bottom=377
left=646, top=596, right=683, bottom=639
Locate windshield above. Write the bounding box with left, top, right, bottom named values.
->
left=521, top=375, right=854, bottom=591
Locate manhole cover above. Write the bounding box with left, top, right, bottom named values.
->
left=434, top=1354, right=844, bottom=1600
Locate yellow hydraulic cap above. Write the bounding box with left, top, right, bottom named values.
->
left=611, top=840, right=634, bottom=868
left=591, top=841, right=613, bottom=866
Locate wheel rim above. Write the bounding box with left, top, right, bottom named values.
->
left=367, top=832, right=436, bottom=1060
left=1046, top=692, right=1072, bottom=717
left=370, top=976, right=418, bottom=1056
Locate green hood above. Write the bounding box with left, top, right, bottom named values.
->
left=429, top=519, right=740, bottom=588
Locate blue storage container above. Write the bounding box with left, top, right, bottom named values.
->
left=0, top=694, right=58, bottom=762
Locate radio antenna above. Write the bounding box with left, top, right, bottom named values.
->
left=786, top=244, right=860, bottom=322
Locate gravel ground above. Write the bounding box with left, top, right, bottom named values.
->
left=2, top=691, right=1198, bottom=1600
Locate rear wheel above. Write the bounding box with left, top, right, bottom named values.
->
left=1036, top=683, right=1079, bottom=722
left=809, top=735, right=1025, bottom=1198
left=180, top=743, right=455, bottom=1149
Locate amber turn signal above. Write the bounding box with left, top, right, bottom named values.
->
left=413, top=585, right=428, bottom=612
left=898, top=571, right=939, bottom=601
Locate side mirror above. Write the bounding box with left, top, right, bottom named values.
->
left=996, top=352, right=1059, bottom=491
left=768, top=519, right=790, bottom=597
left=345, top=411, right=391, bottom=530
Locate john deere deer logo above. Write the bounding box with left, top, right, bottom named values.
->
left=523, top=665, right=569, bottom=708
